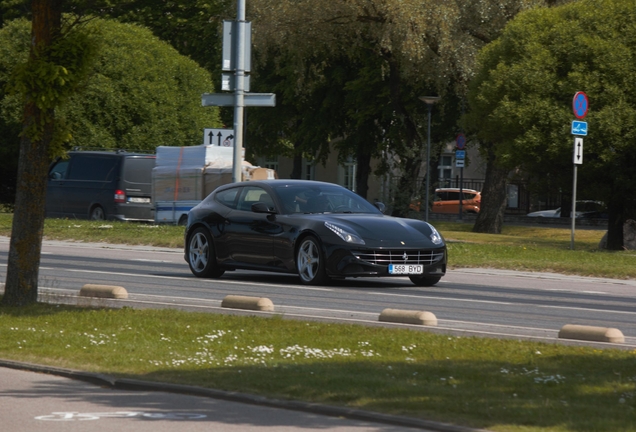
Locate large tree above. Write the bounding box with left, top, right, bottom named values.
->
left=466, top=0, right=636, bottom=246
left=2, top=0, right=94, bottom=305
left=247, top=0, right=557, bottom=213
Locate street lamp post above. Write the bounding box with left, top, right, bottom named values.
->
left=419, top=96, right=440, bottom=222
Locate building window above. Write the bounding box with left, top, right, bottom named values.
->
left=302, top=160, right=315, bottom=180
left=339, top=157, right=357, bottom=191
left=438, top=155, right=453, bottom=188
left=259, top=157, right=279, bottom=172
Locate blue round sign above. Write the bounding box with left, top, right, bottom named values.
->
left=573, top=91, right=589, bottom=119
left=456, top=133, right=466, bottom=150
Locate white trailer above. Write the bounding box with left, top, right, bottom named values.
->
left=152, top=145, right=276, bottom=224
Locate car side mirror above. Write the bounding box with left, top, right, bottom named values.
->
left=374, top=201, right=386, bottom=213
left=49, top=172, right=62, bottom=180
left=252, top=202, right=276, bottom=214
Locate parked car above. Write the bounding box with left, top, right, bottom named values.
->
left=46, top=150, right=156, bottom=221
left=432, top=188, right=481, bottom=214
left=184, top=180, right=447, bottom=286
left=409, top=188, right=481, bottom=214
left=526, top=200, right=606, bottom=218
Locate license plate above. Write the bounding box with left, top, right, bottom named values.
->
left=128, top=197, right=151, bottom=203
left=388, top=264, right=423, bottom=275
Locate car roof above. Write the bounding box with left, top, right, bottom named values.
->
left=435, top=188, right=480, bottom=193
left=68, top=150, right=155, bottom=158
left=219, top=179, right=342, bottom=189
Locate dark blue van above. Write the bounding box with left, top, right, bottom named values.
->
left=46, top=151, right=156, bottom=221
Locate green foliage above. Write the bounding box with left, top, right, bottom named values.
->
left=1, top=304, right=635, bottom=431
left=466, top=0, right=636, bottom=208
left=0, top=17, right=221, bottom=158
left=62, top=19, right=221, bottom=151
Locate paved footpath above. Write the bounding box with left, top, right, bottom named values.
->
left=0, top=365, right=482, bottom=432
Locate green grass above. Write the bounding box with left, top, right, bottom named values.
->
left=1, top=213, right=636, bottom=431
left=0, top=304, right=635, bottom=432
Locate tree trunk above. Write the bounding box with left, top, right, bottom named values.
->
left=385, top=52, right=424, bottom=217
left=473, top=148, right=509, bottom=234
left=290, top=152, right=302, bottom=179
left=355, top=150, right=371, bottom=199
left=606, top=193, right=625, bottom=250
left=2, top=0, right=62, bottom=306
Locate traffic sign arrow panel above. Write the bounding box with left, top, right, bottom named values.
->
left=573, top=137, right=583, bottom=165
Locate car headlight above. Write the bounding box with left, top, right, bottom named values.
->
left=427, top=223, right=443, bottom=245
left=324, top=221, right=365, bottom=245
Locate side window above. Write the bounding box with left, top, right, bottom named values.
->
left=237, top=186, right=272, bottom=212
left=447, top=192, right=460, bottom=200
left=49, top=160, right=69, bottom=180
left=67, top=155, right=118, bottom=181
left=215, top=187, right=240, bottom=209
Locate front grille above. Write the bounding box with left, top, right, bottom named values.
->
left=352, top=250, right=445, bottom=266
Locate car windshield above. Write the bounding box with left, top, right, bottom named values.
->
left=273, top=184, right=381, bottom=215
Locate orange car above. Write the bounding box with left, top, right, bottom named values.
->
left=432, top=188, right=481, bottom=214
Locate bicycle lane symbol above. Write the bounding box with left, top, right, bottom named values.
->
left=35, top=411, right=207, bottom=421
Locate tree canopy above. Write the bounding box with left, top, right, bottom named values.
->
left=0, top=17, right=220, bottom=155
left=466, top=0, right=636, bottom=246
left=247, top=0, right=556, bottom=209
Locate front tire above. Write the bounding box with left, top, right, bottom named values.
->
left=409, top=275, right=441, bottom=287
left=187, top=227, right=224, bottom=278
left=296, top=235, right=327, bottom=285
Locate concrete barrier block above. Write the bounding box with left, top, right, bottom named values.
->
left=221, top=295, right=274, bottom=312
left=379, top=308, right=437, bottom=326
left=79, top=284, right=128, bottom=299
left=558, top=324, right=624, bottom=343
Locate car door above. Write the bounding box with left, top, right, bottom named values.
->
left=46, top=159, right=70, bottom=217
left=63, top=154, right=120, bottom=218
left=223, top=186, right=282, bottom=267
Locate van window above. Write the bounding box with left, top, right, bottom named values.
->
left=67, top=155, right=118, bottom=181
left=49, top=160, right=69, bottom=179
left=122, top=157, right=155, bottom=185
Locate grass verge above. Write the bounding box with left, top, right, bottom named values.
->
left=1, top=303, right=635, bottom=432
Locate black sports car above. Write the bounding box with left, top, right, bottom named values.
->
left=184, top=180, right=447, bottom=286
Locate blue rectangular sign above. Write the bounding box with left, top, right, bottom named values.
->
left=571, top=121, right=588, bottom=136
left=455, top=150, right=466, bottom=159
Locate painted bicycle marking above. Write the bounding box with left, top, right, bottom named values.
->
left=35, top=411, right=207, bottom=421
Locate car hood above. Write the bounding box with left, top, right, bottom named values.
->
left=319, top=214, right=443, bottom=248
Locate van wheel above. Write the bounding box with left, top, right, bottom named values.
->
left=90, top=206, right=105, bottom=220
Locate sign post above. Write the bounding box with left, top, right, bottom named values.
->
left=570, top=91, right=589, bottom=250
left=201, top=0, right=275, bottom=183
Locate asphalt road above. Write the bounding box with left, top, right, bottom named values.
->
left=1, top=236, right=636, bottom=348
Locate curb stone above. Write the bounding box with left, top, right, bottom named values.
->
left=0, top=358, right=490, bottom=432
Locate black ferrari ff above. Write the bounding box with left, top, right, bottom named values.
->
left=184, top=180, right=447, bottom=286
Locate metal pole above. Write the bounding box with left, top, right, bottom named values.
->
left=458, top=167, right=463, bottom=221
left=570, top=164, right=577, bottom=250
left=425, top=104, right=432, bottom=222
left=232, top=0, right=246, bottom=183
